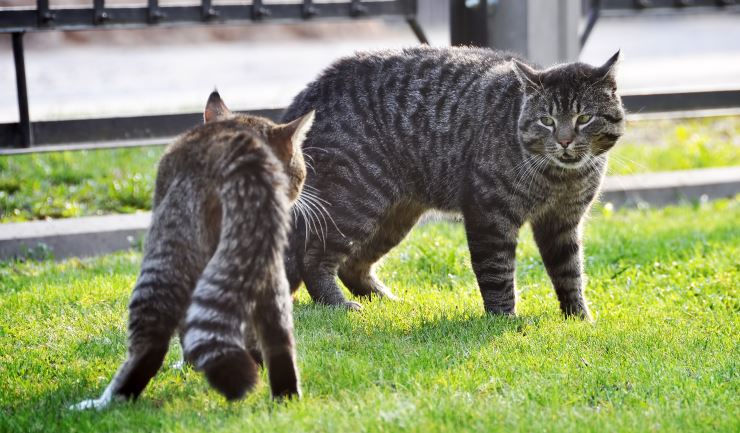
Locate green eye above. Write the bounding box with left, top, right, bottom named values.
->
left=576, top=114, right=593, bottom=124
left=540, top=116, right=554, bottom=126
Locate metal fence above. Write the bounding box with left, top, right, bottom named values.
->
left=1, top=0, right=739, bottom=153
left=1, top=0, right=426, bottom=152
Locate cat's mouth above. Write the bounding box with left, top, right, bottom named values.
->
left=551, top=154, right=587, bottom=169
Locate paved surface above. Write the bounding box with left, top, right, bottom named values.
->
left=1, top=11, right=739, bottom=122
left=601, top=166, right=740, bottom=207
left=2, top=167, right=738, bottom=260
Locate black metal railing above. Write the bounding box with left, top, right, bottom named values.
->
left=1, top=0, right=427, bottom=151
left=1, top=0, right=421, bottom=33
left=598, top=0, right=736, bottom=11
left=3, top=0, right=740, bottom=153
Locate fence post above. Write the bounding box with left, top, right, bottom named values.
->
left=11, top=32, right=32, bottom=148
left=450, top=0, right=580, bottom=65
left=450, top=0, right=488, bottom=47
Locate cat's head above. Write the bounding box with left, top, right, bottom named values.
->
left=512, top=51, right=625, bottom=170
left=204, top=91, right=314, bottom=202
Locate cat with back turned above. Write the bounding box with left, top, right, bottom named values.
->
left=72, top=92, right=314, bottom=409
left=283, top=47, right=625, bottom=319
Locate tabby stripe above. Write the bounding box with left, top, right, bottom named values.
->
left=550, top=267, right=581, bottom=280
left=539, top=240, right=579, bottom=269
left=449, top=75, right=481, bottom=123
left=186, top=303, right=241, bottom=326
left=191, top=292, right=242, bottom=312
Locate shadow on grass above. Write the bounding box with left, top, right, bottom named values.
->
left=293, top=300, right=544, bottom=395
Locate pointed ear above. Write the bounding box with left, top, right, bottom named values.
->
left=595, top=50, right=621, bottom=81
left=511, top=59, right=542, bottom=92
left=269, top=110, right=315, bottom=161
left=204, top=90, right=232, bottom=123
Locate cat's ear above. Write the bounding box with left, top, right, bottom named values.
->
left=269, top=110, right=315, bottom=161
left=204, top=90, right=233, bottom=123
left=595, top=50, right=621, bottom=81
left=511, top=59, right=542, bottom=92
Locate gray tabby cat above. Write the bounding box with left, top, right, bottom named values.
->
left=72, top=92, right=314, bottom=409
left=283, top=46, right=624, bottom=319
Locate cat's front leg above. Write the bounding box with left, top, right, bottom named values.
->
left=463, top=204, right=522, bottom=315
left=531, top=214, right=592, bottom=321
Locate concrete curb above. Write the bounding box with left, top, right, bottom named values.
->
left=600, top=166, right=740, bottom=207
left=1, top=167, right=738, bottom=261
left=0, top=213, right=150, bottom=261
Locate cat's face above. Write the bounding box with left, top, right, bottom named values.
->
left=204, top=91, right=314, bottom=202
left=513, top=52, right=625, bottom=170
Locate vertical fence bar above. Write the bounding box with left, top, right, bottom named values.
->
left=350, top=0, right=367, bottom=16
left=580, top=0, right=601, bottom=47
left=252, top=0, right=270, bottom=19
left=37, top=0, right=55, bottom=26
left=302, top=0, right=318, bottom=18
left=202, top=0, right=219, bottom=20
left=93, top=0, right=111, bottom=24
left=404, top=0, right=428, bottom=44
left=11, top=32, right=32, bottom=148
left=148, top=0, right=165, bottom=23
left=450, top=0, right=488, bottom=46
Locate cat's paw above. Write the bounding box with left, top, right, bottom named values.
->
left=69, top=394, right=119, bottom=411
left=375, top=287, right=399, bottom=301
left=561, top=302, right=593, bottom=322
left=343, top=300, right=363, bottom=311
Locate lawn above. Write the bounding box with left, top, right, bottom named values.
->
left=1, top=115, right=739, bottom=222
left=1, top=198, right=737, bottom=432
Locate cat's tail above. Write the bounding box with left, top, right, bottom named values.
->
left=181, top=133, right=297, bottom=400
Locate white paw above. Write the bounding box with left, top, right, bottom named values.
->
left=69, top=396, right=113, bottom=411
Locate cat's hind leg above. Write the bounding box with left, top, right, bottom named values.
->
left=302, top=247, right=362, bottom=310
left=251, top=277, right=300, bottom=399
left=300, top=186, right=400, bottom=310
left=71, top=188, right=207, bottom=410
left=70, top=256, right=198, bottom=409
left=338, top=201, right=424, bottom=300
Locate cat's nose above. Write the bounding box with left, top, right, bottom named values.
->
left=558, top=138, right=573, bottom=148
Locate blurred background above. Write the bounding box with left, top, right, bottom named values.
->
left=0, top=0, right=738, bottom=230
left=1, top=0, right=739, bottom=123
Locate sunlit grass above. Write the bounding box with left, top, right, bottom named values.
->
left=1, top=115, right=739, bottom=223
left=609, top=116, right=740, bottom=175
left=1, top=198, right=737, bottom=432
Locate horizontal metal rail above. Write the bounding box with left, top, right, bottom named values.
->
left=2, top=89, right=739, bottom=154
left=1, top=0, right=427, bottom=150
left=1, top=1, right=414, bottom=33
left=600, top=0, right=736, bottom=10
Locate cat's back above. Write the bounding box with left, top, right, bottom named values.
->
left=324, top=46, right=515, bottom=82
left=285, top=46, right=521, bottom=122
left=154, top=121, right=276, bottom=208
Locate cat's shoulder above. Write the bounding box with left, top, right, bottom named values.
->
left=159, top=120, right=266, bottom=175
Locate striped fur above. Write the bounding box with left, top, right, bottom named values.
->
left=282, top=47, right=625, bottom=319
left=72, top=92, right=314, bottom=409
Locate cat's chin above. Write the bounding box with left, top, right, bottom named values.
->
left=549, top=154, right=589, bottom=170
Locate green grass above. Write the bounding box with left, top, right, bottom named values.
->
left=609, top=115, right=740, bottom=175
left=1, top=199, right=738, bottom=432
left=1, top=116, right=739, bottom=223
left=0, top=147, right=162, bottom=223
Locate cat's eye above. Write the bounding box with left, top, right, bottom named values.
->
left=540, top=116, right=555, bottom=126
left=576, top=114, right=592, bottom=125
